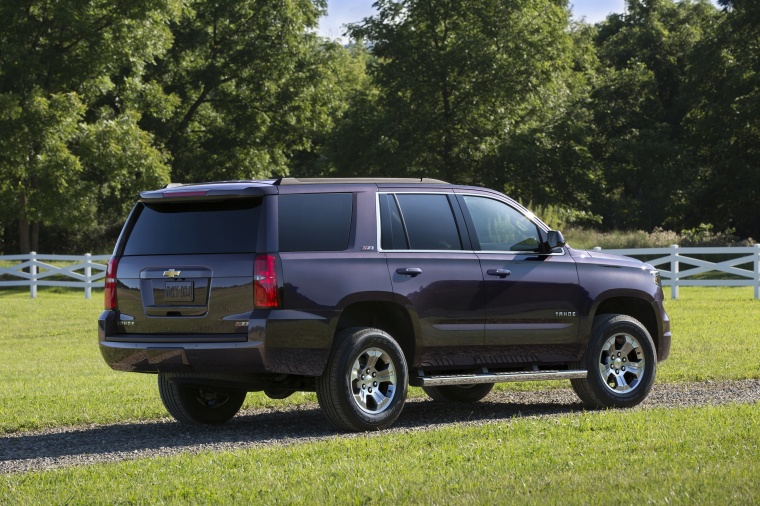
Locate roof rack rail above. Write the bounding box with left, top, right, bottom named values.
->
left=275, top=177, right=449, bottom=185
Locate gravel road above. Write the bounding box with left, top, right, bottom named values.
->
left=2, top=379, right=758, bottom=475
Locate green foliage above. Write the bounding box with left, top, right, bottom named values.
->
left=679, top=223, right=753, bottom=247
left=0, top=89, right=87, bottom=232
left=1, top=0, right=758, bottom=252
left=346, top=0, right=576, bottom=186
left=140, top=0, right=333, bottom=182
left=588, top=0, right=720, bottom=232
left=495, top=20, right=603, bottom=213
left=0, top=0, right=178, bottom=253
left=564, top=225, right=755, bottom=250
left=527, top=202, right=602, bottom=231
left=681, top=0, right=760, bottom=240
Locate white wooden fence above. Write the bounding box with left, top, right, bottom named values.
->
left=597, top=245, right=760, bottom=299
left=0, top=252, right=111, bottom=299
left=1, top=246, right=760, bottom=299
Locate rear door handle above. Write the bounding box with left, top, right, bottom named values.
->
left=487, top=269, right=511, bottom=278
left=396, top=267, right=422, bottom=277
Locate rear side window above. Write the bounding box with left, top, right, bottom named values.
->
left=278, top=193, right=353, bottom=252
left=379, top=194, right=409, bottom=250
left=123, top=199, right=261, bottom=255
left=394, top=194, right=462, bottom=250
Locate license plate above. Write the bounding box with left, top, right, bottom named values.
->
left=165, top=281, right=194, bottom=302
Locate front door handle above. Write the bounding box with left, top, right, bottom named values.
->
left=487, top=268, right=511, bottom=278
left=396, top=267, right=422, bottom=277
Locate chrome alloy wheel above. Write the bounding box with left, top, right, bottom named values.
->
left=350, top=347, right=398, bottom=414
left=598, top=332, right=646, bottom=393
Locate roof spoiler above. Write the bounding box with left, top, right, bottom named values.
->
left=274, top=177, right=449, bottom=185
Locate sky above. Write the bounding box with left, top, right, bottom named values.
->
left=317, top=0, right=628, bottom=40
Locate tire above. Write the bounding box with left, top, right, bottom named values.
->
left=571, top=314, right=657, bottom=408
left=316, top=327, right=409, bottom=431
left=422, top=383, right=494, bottom=403
left=158, top=373, right=246, bottom=424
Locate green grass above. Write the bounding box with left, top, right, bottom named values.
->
left=1, top=287, right=759, bottom=434
left=657, top=286, right=760, bottom=382
left=2, top=403, right=758, bottom=504
left=0, top=289, right=316, bottom=434
left=2, top=287, right=759, bottom=504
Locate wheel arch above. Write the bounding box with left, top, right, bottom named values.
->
left=335, top=301, right=418, bottom=368
left=590, top=296, right=661, bottom=356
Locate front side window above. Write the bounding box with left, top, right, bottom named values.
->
left=393, top=194, right=462, bottom=250
left=462, top=196, right=540, bottom=252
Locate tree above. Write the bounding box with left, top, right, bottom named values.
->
left=347, top=0, right=577, bottom=186
left=0, top=0, right=176, bottom=252
left=682, top=0, right=760, bottom=239
left=588, top=0, right=720, bottom=231
left=292, top=41, right=383, bottom=177
left=139, top=0, right=339, bottom=183
left=495, top=20, right=603, bottom=213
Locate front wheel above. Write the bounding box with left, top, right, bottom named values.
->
left=571, top=314, right=657, bottom=408
left=422, top=383, right=494, bottom=403
left=316, top=327, right=408, bottom=431
left=158, top=373, right=246, bottom=424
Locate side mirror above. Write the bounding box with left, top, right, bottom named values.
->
left=546, top=230, right=565, bottom=250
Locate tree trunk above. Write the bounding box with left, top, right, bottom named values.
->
left=18, top=217, right=31, bottom=254
left=31, top=221, right=40, bottom=252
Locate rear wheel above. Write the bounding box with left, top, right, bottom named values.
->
left=571, top=314, right=656, bottom=408
left=158, top=373, right=246, bottom=424
left=316, top=327, right=408, bottom=431
left=422, top=383, right=494, bottom=403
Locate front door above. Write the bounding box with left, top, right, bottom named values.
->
left=456, top=194, right=581, bottom=361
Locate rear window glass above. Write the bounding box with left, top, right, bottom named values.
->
left=279, top=193, right=352, bottom=252
left=123, top=199, right=261, bottom=255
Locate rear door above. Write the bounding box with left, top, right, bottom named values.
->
left=380, top=193, right=485, bottom=356
left=114, top=198, right=263, bottom=338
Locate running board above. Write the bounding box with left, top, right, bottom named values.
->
left=410, top=369, right=587, bottom=387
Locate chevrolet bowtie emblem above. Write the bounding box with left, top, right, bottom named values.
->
left=163, top=269, right=181, bottom=278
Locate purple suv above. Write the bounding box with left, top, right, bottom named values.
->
left=99, top=178, right=671, bottom=431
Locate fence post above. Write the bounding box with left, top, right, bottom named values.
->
left=754, top=244, right=760, bottom=300
left=85, top=252, right=92, bottom=300
left=30, top=251, right=37, bottom=299
left=670, top=245, right=679, bottom=300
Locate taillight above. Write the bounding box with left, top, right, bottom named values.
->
left=254, top=254, right=281, bottom=309
left=104, top=257, right=119, bottom=310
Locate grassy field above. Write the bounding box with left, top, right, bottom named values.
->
left=2, top=286, right=759, bottom=434
left=1, top=287, right=759, bottom=504
left=1, top=403, right=758, bottom=505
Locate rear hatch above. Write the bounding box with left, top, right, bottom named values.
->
left=112, top=197, right=264, bottom=338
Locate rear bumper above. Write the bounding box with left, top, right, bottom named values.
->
left=99, top=339, right=267, bottom=373
left=98, top=309, right=334, bottom=376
